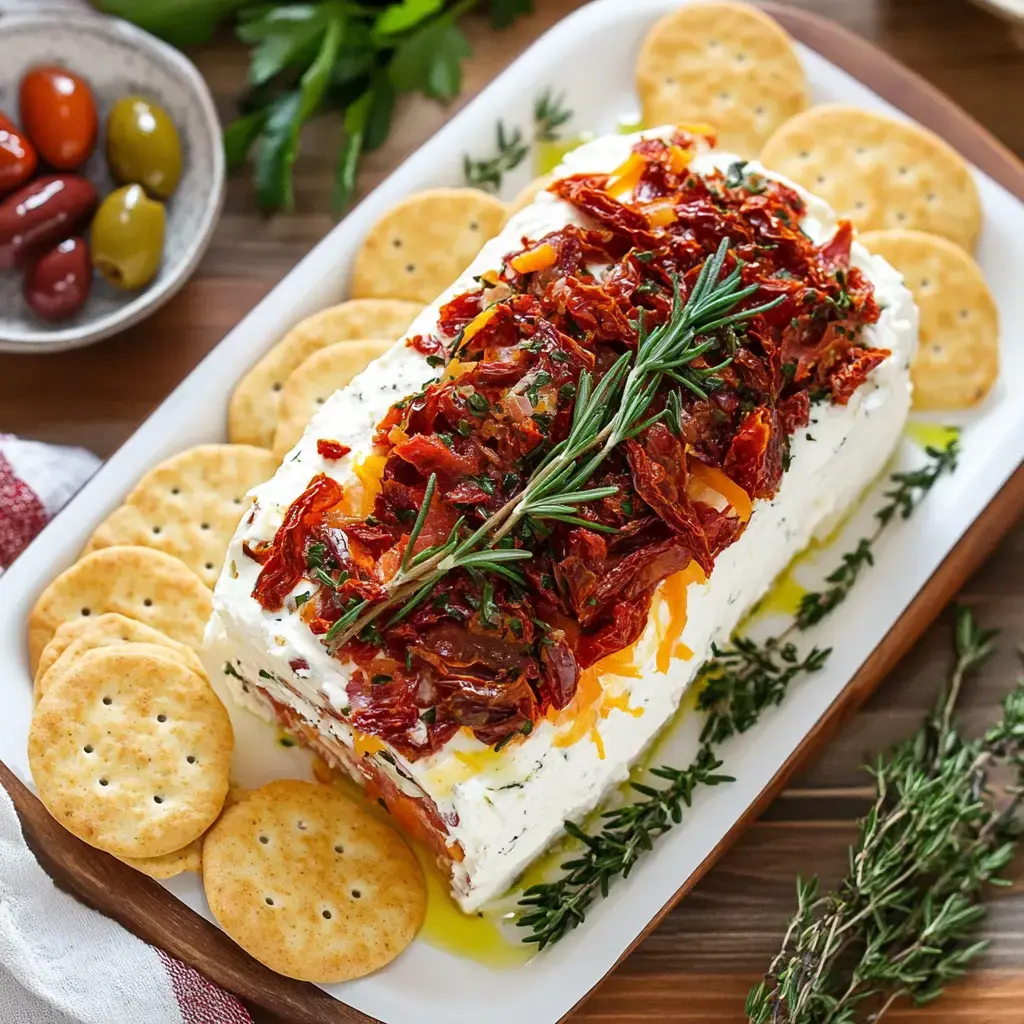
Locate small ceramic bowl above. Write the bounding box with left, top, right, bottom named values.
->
left=0, top=10, right=225, bottom=353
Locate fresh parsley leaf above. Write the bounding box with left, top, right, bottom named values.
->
left=223, top=109, right=267, bottom=172
left=238, top=5, right=334, bottom=87
left=374, top=0, right=445, bottom=37
left=95, top=0, right=250, bottom=47
left=390, top=17, right=472, bottom=101
left=253, top=91, right=303, bottom=213
left=490, top=0, right=534, bottom=30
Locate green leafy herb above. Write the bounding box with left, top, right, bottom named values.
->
left=533, top=88, right=573, bottom=143
left=463, top=121, right=530, bottom=192
left=102, top=0, right=534, bottom=213
left=747, top=607, right=1022, bottom=1024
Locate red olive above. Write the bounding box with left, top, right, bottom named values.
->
left=24, top=236, right=92, bottom=322
left=0, top=174, right=98, bottom=268
left=0, top=112, right=37, bottom=194
left=19, top=65, right=97, bottom=170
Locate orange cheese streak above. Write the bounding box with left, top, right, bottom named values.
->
left=509, top=242, right=557, bottom=274
left=689, top=462, right=753, bottom=522
left=461, top=305, right=499, bottom=343
left=605, top=152, right=647, bottom=198
left=352, top=728, right=387, bottom=757
left=656, top=560, right=707, bottom=673
left=642, top=197, right=677, bottom=228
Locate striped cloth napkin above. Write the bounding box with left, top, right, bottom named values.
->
left=0, top=434, right=253, bottom=1022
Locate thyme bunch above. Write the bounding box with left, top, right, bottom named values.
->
left=746, top=607, right=1024, bottom=1024
left=514, top=434, right=961, bottom=947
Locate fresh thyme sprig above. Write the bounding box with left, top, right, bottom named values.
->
left=796, top=438, right=961, bottom=629
left=463, top=88, right=574, bottom=192
left=514, top=433, right=962, bottom=947
left=533, top=89, right=573, bottom=143
left=326, top=238, right=781, bottom=650
left=746, top=607, right=1023, bottom=1024
left=517, top=744, right=734, bottom=949
left=462, top=121, right=530, bottom=192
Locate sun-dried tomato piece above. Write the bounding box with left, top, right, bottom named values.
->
left=777, top=391, right=811, bottom=435
left=316, top=439, right=351, bottom=460
left=242, top=539, right=273, bottom=564
left=723, top=406, right=783, bottom=500
left=253, top=474, right=344, bottom=611
left=538, top=628, right=580, bottom=710
left=829, top=346, right=891, bottom=404
left=438, top=674, right=537, bottom=747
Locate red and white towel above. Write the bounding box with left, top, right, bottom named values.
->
left=0, top=434, right=253, bottom=1023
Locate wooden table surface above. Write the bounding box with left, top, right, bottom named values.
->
left=2, top=1, right=1022, bottom=1021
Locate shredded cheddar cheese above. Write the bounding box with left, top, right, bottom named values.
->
left=605, top=152, right=647, bottom=198
left=462, top=305, right=500, bottom=343
left=509, top=242, right=558, bottom=275
left=351, top=729, right=387, bottom=757
left=642, top=197, right=677, bottom=228
left=690, top=462, right=752, bottom=522
left=352, top=454, right=386, bottom=517
left=655, top=560, right=707, bottom=673
left=666, top=144, right=692, bottom=174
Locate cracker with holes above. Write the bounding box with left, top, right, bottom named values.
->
left=202, top=779, right=425, bottom=983
left=34, top=612, right=195, bottom=690
left=29, top=646, right=233, bottom=858
left=121, top=836, right=203, bottom=879
left=228, top=300, right=422, bottom=448
left=38, top=635, right=204, bottom=704
left=272, top=339, right=392, bottom=459
left=28, top=546, right=211, bottom=671
left=636, top=2, right=808, bottom=156
left=83, top=445, right=277, bottom=588
left=351, top=188, right=508, bottom=304
left=760, top=105, right=982, bottom=251
left=861, top=229, right=998, bottom=408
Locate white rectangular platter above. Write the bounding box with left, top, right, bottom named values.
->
left=1, top=2, right=1023, bottom=1022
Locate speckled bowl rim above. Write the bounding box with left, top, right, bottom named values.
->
left=0, top=11, right=226, bottom=354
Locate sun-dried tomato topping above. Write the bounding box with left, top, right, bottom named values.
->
left=255, top=139, right=891, bottom=759
left=252, top=474, right=345, bottom=611
left=317, top=439, right=351, bottom=460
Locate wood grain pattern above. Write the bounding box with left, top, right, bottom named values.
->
left=0, top=2, right=1022, bottom=1022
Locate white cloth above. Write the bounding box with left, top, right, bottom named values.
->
left=0, top=787, right=250, bottom=1024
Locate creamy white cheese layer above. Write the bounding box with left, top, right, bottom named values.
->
left=206, top=129, right=916, bottom=911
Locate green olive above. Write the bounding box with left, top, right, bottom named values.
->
left=91, top=184, right=165, bottom=291
left=106, top=96, right=182, bottom=199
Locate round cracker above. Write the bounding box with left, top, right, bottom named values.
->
left=29, top=646, right=233, bottom=859
left=121, top=836, right=203, bottom=879
left=636, top=2, right=808, bottom=156
left=28, top=546, right=211, bottom=671
left=83, top=445, right=277, bottom=588
left=202, top=780, right=425, bottom=983
left=228, top=300, right=422, bottom=448
left=272, top=339, right=392, bottom=459
left=38, top=636, right=204, bottom=703
left=760, top=105, right=982, bottom=251
left=350, top=188, right=508, bottom=305
left=860, top=228, right=998, bottom=409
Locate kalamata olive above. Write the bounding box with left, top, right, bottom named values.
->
left=24, top=236, right=92, bottom=321
left=91, top=184, right=165, bottom=291
left=19, top=65, right=97, bottom=170
left=0, top=174, right=98, bottom=268
left=106, top=96, right=183, bottom=199
left=0, top=112, right=37, bottom=194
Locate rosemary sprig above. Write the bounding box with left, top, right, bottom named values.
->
left=326, top=238, right=781, bottom=650
left=796, top=438, right=961, bottom=628
left=533, top=88, right=573, bottom=143
left=746, top=607, right=1023, bottom=1023
left=462, top=121, right=529, bottom=192
left=514, top=433, right=962, bottom=947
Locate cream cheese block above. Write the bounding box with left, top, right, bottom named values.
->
left=205, top=128, right=917, bottom=912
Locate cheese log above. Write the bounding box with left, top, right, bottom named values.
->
left=206, top=129, right=916, bottom=912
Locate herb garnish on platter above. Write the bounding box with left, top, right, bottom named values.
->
left=98, top=0, right=536, bottom=212
left=747, top=606, right=1024, bottom=1023
left=516, top=433, right=961, bottom=949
